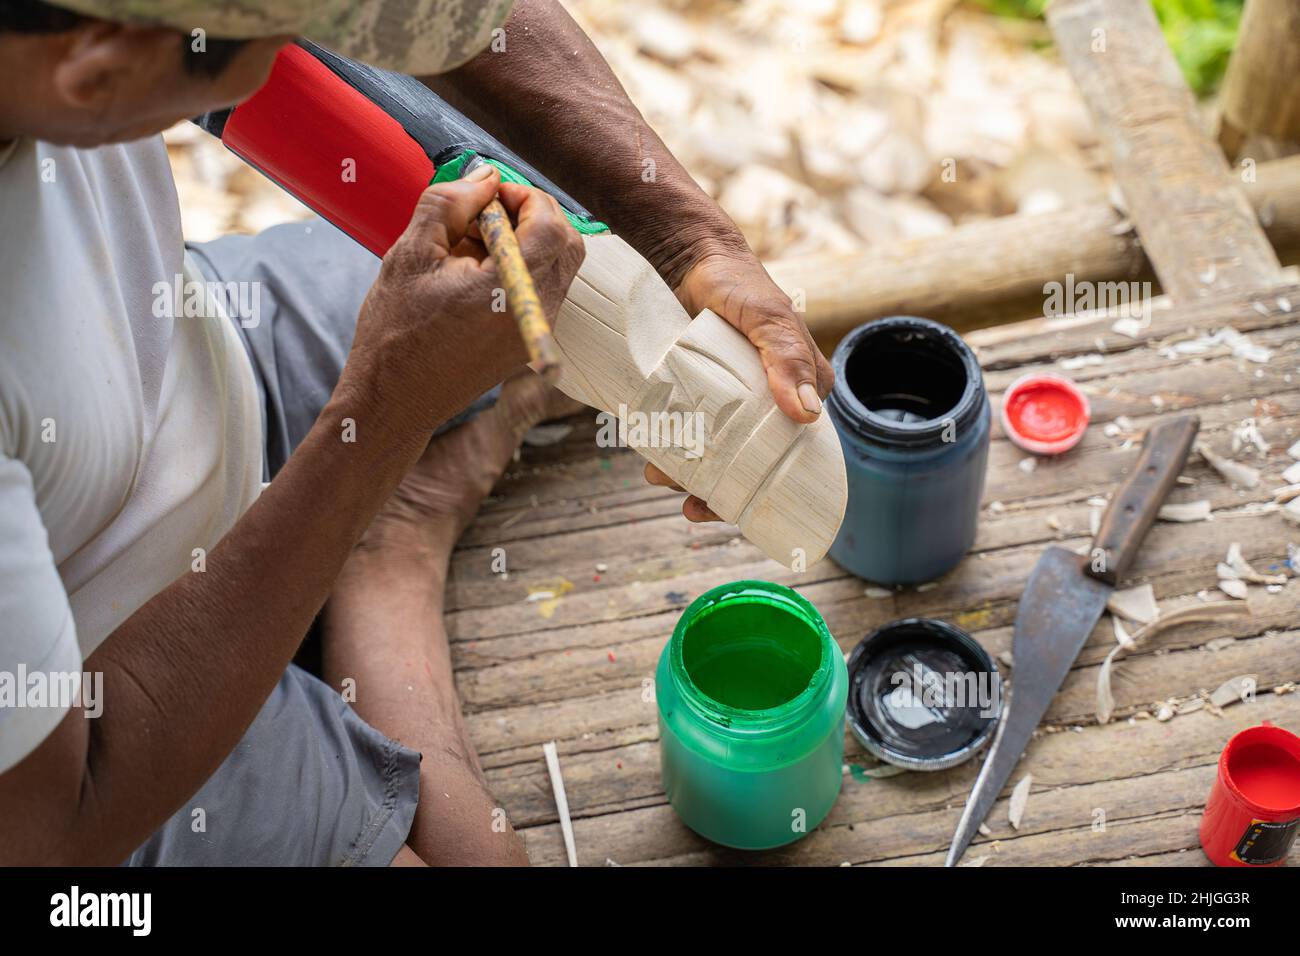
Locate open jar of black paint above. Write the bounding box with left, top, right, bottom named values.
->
left=826, top=316, right=990, bottom=585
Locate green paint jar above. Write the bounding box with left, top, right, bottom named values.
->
left=656, top=581, right=848, bottom=849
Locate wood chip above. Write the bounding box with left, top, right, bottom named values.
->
left=1112, top=614, right=1134, bottom=649
left=1284, top=498, right=1300, bottom=526
left=1273, top=485, right=1300, bottom=505
left=1196, top=442, right=1261, bottom=489
left=1107, top=583, right=1158, bottom=624
left=1209, top=675, right=1257, bottom=708
left=1097, top=649, right=1118, bottom=724
left=1094, top=602, right=1249, bottom=723
left=1283, top=461, right=1300, bottom=485
left=1008, top=774, right=1032, bottom=830
left=1158, top=500, right=1212, bottom=522
left=1218, top=579, right=1249, bottom=600
left=1223, top=542, right=1288, bottom=584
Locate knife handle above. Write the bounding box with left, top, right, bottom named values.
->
left=1088, top=414, right=1200, bottom=586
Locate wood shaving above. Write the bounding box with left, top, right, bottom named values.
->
left=1284, top=498, right=1300, bottom=526
left=1161, top=327, right=1272, bottom=364
left=1275, top=683, right=1297, bottom=696
left=1097, top=652, right=1117, bottom=724
left=1218, top=579, right=1249, bottom=600
left=1283, top=461, right=1300, bottom=485
left=1196, top=442, right=1261, bottom=489
left=978, top=823, right=992, bottom=837
left=863, top=586, right=892, bottom=599
left=1229, top=418, right=1270, bottom=458
left=1112, top=614, right=1134, bottom=649
left=1008, top=774, right=1032, bottom=830
left=1107, top=583, right=1158, bottom=624
left=1111, top=316, right=1146, bottom=339
left=1223, top=542, right=1288, bottom=584
left=1274, top=485, right=1300, bottom=505
left=1095, top=602, right=1249, bottom=723
left=1018, top=457, right=1037, bottom=474
left=1209, top=675, right=1257, bottom=709
left=1158, top=500, right=1212, bottom=522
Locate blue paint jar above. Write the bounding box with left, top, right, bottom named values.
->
left=827, top=316, right=990, bottom=585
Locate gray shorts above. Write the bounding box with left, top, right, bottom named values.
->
left=129, top=219, right=494, bottom=866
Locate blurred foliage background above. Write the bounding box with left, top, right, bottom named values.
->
left=978, top=0, right=1243, bottom=93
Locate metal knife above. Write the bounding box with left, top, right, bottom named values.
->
left=945, top=413, right=1200, bottom=866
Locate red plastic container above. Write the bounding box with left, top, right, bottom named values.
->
left=1000, top=374, right=1090, bottom=455
left=1200, top=723, right=1300, bottom=866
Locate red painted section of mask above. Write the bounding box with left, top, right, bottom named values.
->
left=221, top=44, right=433, bottom=257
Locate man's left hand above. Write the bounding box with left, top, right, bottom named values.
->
left=674, top=248, right=834, bottom=425
left=643, top=246, right=836, bottom=522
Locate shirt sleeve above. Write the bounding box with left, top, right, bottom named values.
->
left=0, top=454, right=82, bottom=774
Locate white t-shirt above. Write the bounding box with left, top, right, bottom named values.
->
left=0, top=136, right=263, bottom=772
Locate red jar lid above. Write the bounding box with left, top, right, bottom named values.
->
left=1000, top=374, right=1090, bottom=455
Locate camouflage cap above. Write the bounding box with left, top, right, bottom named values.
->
left=47, top=0, right=516, bottom=74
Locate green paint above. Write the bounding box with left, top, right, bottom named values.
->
left=849, top=764, right=873, bottom=784
left=681, top=596, right=822, bottom=711
left=432, top=149, right=610, bottom=235
left=657, top=581, right=848, bottom=850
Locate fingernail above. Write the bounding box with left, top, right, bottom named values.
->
left=798, top=382, right=822, bottom=416
left=466, top=164, right=494, bottom=182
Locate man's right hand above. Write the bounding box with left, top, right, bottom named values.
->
left=341, top=165, right=586, bottom=435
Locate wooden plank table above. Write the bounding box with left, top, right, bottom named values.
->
left=445, top=282, right=1300, bottom=866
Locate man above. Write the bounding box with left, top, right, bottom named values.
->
left=0, top=0, right=834, bottom=866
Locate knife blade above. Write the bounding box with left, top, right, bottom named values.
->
left=945, top=413, right=1200, bottom=866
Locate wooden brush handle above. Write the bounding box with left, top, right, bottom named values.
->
left=1088, top=414, right=1200, bottom=585
left=477, top=197, right=564, bottom=384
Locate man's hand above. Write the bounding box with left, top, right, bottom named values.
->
left=641, top=246, right=835, bottom=524
left=675, top=249, right=834, bottom=424
left=342, top=166, right=585, bottom=434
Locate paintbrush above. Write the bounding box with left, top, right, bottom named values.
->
left=461, top=154, right=564, bottom=385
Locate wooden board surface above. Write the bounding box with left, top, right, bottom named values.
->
left=445, top=283, right=1300, bottom=866
left=1047, top=0, right=1283, bottom=305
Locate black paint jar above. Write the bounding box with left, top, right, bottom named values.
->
left=827, top=316, right=990, bottom=585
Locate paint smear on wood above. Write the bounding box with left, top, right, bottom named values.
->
left=527, top=577, right=574, bottom=619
